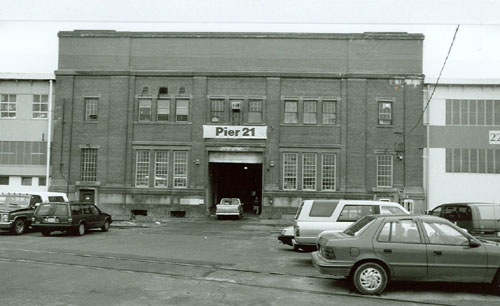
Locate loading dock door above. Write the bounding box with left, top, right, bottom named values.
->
left=209, top=152, right=262, bottom=214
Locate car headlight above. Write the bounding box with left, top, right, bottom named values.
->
left=320, top=246, right=336, bottom=260
left=1, top=214, right=8, bottom=222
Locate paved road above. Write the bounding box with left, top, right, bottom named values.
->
left=0, top=216, right=498, bottom=305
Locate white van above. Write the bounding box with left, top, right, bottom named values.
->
left=0, top=191, right=68, bottom=206
left=293, top=200, right=409, bottom=251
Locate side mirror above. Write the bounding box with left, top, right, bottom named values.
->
left=469, top=239, right=481, bottom=248
left=424, top=210, right=430, bottom=215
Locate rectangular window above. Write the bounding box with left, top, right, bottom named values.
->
left=32, top=94, right=48, bottom=119
left=322, top=154, right=336, bottom=191
left=135, top=150, right=150, bottom=187
left=0, top=141, right=46, bottom=165
left=211, top=98, right=225, bottom=122
left=154, top=151, right=168, bottom=187
left=0, top=94, right=16, bottom=118
left=377, top=155, right=393, bottom=188
left=303, top=100, right=317, bottom=124
left=469, top=100, right=477, bottom=125
left=284, top=100, right=298, bottom=123
left=322, top=100, right=337, bottom=124
left=248, top=99, right=263, bottom=123
left=84, top=98, right=98, bottom=121
left=446, top=99, right=500, bottom=126
left=157, top=99, right=170, bottom=121
left=302, top=153, right=317, bottom=190
left=138, top=98, right=152, bottom=122
left=0, top=176, right=8, bottom=185
left=452, top=100, right=460, bottom=125
left=80, top=148, right=97, bottom=182
left=173, top=151, right=188, bottom=188
left=378, top=101, right=392, bottom=125
left=446, top=148, right=500, bottom=174
left=176, top=99, right=189, bottom=122
left=21, top=177, right=32, bottom=186
left=38, top=177, right=46, bottom=186
left=283, top=153, right=298, bottom=190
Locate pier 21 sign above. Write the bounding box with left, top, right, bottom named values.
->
left=203, top=125, right=267, bottom=139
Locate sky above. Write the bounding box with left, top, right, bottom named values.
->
left=0, top=0, right=499, bottom=79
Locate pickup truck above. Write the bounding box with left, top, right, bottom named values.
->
left=0, top=194, right=40, bottom=235
left=216, top=198, right=243, bottom=220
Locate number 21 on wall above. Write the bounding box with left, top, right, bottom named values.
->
left=489, top=131, right=500, bottom=144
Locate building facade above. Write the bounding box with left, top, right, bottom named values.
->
left=52, top=31, right=425, bottom=218
left=424, top=79, right=500, bottom=210
left=0, top=73, right=54, bottom=193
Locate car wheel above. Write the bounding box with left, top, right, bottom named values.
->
left=353, top=262, right=388, bottom=295
left=101, top=220, right=110, bottom=232
left=12, top=219, right=26, bottom=235
left=492, top=270, right=500, bottom=295
left=41, top=230, right=51, bottom=236
left=75, top=223, right=86, bottom=236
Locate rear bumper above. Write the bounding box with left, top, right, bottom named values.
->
left=216, top=212, right=240, bottom=216
left=278, top=235, right=294, bottom=246
left=311, top=252, right=352, bottom=277
left=31, top=223, right=74, bottom=231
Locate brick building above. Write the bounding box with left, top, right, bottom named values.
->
left=51, top=31, right=425, bottom=218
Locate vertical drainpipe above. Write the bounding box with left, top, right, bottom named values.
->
left=424, top=83, right=430, bottom=211
left=46, top=79, right=53, bottom=191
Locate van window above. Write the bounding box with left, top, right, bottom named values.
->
left=82, top=204, right=92, bottom=214
left=48, top=196, right=66, bottom=202
left=309, top=201, right=339, bottom=217
left=380, top=206, right=405, bottom=215
left=295, top=202, right=304, bottom=219
left=71, top=205, right=82, bottom=215
left=30, top=195, right=43, bottom=207
left=338, top=205, right=375, bottom=222
left=457, top=206, right=472, bottom=221
left=431, top=206, right=442, bottom=217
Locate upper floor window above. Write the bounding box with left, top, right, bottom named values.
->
left=284, top=99, right=298, bottom=123
left=377, top=155, right=393, bottom=188
left=303, top=100, right=318, bottom=124
left=378, top=101, right=392, bottom=125
left=157, top=99, right=170, bottom=121
left=32, top=94, right=48, bottom=119
left=81, top=148, right=97, bottom=182
left=211, top=98, right=225, bottom=122
left=154, top=151, right=168, bottom=187
left=173, top=151, right=188, bottom=188
left=138, top=98, right=152, bottom=122
left=0, top=94, right=16, bottom=118
left=446, top=99, right=500, bottom=126
left=446, top=148, right=500, bottom=174
left=85, top=98, right=98, bottom=121
left=322, top=100, right=337, bottom=124
left=248, top=99, right=263, bottom=123
left=302, top=153, right=317, bottom=190
left=176, top=99, right=189, bottom=122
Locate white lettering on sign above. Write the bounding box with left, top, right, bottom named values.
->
left=489, top=131, right=500, bottom=144
left=203, top=125, right=267, bottom=139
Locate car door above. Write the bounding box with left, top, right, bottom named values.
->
left=81, top=204, right=95, bottom=228
left=90, top=205, right=105, bottom=227
left=373, top=218, right=428, bottom=280
left=422, top=219, right=488, bottom=282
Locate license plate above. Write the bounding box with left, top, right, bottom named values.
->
left=47, top=217, right=56, bottom=223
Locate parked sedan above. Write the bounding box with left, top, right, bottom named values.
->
left=312, top=214, right=500, bottom=295
left=31, top=202, right=112, bottom=236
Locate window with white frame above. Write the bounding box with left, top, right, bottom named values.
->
left=154, top=151, right=168, bottom=187
left=322, top=153, right=336, bottom=191
left=248, top=99, right=263, bottom=123
left=157, top=99, right=170, bottom=121
left=211, top=98, right=225, bottom=122
left=135, top=150, right=150, bottom=187
left=378, top=101, right=393, bottom=125
left=377, top=155, right=393, bottom=188
left=302, top=153, right=317, bottom=190
left=32, top=94, right=48, bottom=119
left=284, top=99, right=298, bottom=123
left=84, top=98, right=98, bottom=121
left=81, top=148, right=97, bottom=182
left=138, top=98, right=152, bottom=122
left=176, top=99, right=189, bottom=122
left=303, top=100, right=318, bottom=124
left=322, top=100, right=337, bottom=124
left=173, top=151, right=188, bottom=188
left=283, top=153, right=298, bottom=190
left=0, top=94, right=16, bottom=118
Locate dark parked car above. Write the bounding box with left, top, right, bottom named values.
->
left=428, top=202, right=500, bottom=241
left=31, top=202, right=112, bottom=236
left=312, top=214, right=500, bottom=295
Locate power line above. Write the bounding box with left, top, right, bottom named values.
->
left=405, top=24, right=460, bottom=137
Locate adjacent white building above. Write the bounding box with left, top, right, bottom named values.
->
left=424, top=78, right=500, bottom=210
left=0, top=73, right=55, bottom=193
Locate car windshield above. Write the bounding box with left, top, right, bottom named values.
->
left=343, top=216, right=376, bottom=236
left=221, top=198, right=239, bottom=205
left=37, top=203, right=69, bottom=216
left=0, top=195, right=31, bottom=208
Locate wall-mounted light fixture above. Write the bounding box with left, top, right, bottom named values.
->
left=269, top=160, right=275, bottom=167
